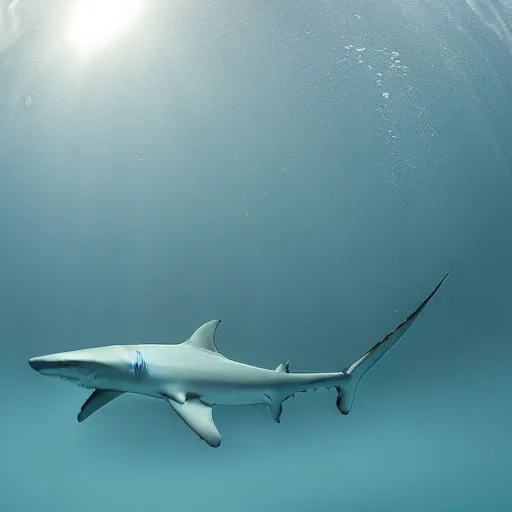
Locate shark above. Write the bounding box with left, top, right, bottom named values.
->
left=29, top=273, right=448, bottom=448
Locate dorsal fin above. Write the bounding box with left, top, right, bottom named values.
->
left=275, top=361, right=290, bottom=373
left=183, top=320, right=222, bottom=353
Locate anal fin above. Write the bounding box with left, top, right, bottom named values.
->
left=167, top=398, right=221, bottom=448
left=265, top=393, right=284, bottom=423
left=78, top=389, right=124, bottom=423
left=269, top=401, right=283, bottom=423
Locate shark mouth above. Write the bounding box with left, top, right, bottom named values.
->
left=44, top=373, right=91, bottom=388
left=34, top=361, right=98, bottom=389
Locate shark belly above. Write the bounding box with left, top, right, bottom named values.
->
left=199, top=386, right=270, bottom=407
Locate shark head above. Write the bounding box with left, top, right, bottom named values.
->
left=28, top=345, right=147, bottom=390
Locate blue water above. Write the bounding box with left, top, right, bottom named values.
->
left=1, top=1, right=511, bottom=510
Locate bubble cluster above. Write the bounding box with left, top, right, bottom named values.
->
left=341, top=43, right=420, bottom=185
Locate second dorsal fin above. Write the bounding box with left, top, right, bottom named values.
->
left=183, top=320, right=222, bottom=353
left=275, top=361, right=290, bottom=373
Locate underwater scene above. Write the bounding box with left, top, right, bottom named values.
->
left=1, top=1, right=511, bottom=511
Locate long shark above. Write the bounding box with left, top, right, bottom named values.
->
left=29, top=273, right=448, bottom=448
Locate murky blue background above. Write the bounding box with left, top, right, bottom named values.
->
left=1, top=1, right=511, bottom=510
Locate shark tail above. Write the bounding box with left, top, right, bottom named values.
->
left=335, top=272, right=449, bottom=415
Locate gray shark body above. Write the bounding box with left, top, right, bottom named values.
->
left=29, top=274, right=448, bottom=447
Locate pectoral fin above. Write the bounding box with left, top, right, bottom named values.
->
left=167, top=398, right=221, bottom=448
left=78, top=389, right=124, bottom=423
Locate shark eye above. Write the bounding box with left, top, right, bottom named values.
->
left=131, top=351, right=146, bottom=377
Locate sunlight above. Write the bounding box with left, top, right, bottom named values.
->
left=66, top=0, right=145, bottom=56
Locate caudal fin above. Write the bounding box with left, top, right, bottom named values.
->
left=336, top=272, right=449, bottom=415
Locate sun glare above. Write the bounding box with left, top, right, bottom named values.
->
left=66, top=0, right=145, bottom=56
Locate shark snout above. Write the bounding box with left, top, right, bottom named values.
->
left=28, top=346, right=131, bottom=387
left=29, top=355, right=81, bottom=373
left=29, top=356, right=47, bottom=372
